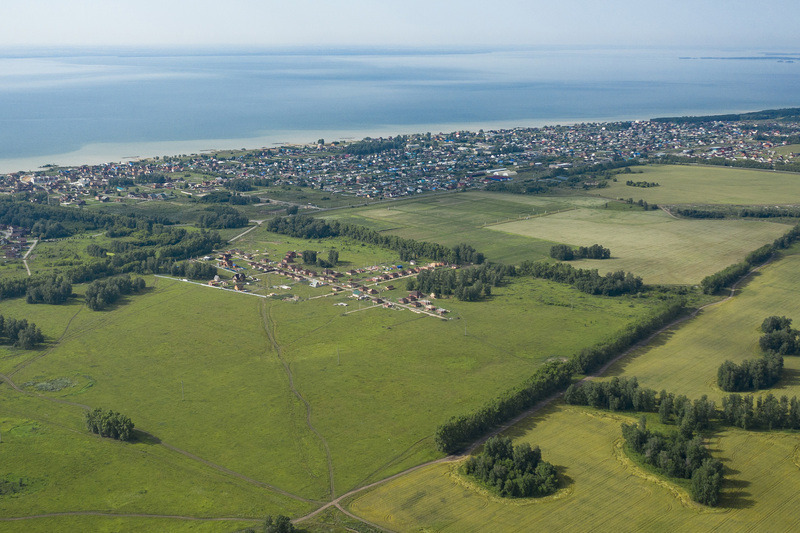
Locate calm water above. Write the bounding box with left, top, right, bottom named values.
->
left=0, top=46, right=798, bottom=172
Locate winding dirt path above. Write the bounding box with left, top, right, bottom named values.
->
left=262, top=302, right=336, bottom=500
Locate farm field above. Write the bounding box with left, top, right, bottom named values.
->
left=347, top=403, right=800, bottom=532
left=491, top=208, right=790, bottom=284
left=323, top=191, right=608, bottom=264
left=595, top=164, right=800, bottom=205
left=599, top=244, right=800, bottom=402
left=0, top=262, right=659, bottom=523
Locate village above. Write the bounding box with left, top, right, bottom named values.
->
left=206, top=248, right=453, bottom=319
left=1, top=118, right=798, bottom=204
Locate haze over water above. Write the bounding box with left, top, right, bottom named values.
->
left=1, top=46, right=798, bottom=172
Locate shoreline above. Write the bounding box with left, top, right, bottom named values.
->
left=0, top=111, right=711, bottom=174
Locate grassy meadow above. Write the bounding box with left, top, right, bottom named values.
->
left=0, top=260, right=659, bottom=522
left=491, top=207, right=791, bottom=284
left=596, top=165, right=800, bottom=205
left=347, top=403, right=800, bottom=532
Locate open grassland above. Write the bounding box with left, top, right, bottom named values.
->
left=600, top=245, right=800, bottom=402
left=596, top=164, right=800, bottom=205
left=491, top=208, right=790, bottom=284
left=323, top=191, right=608, bottom=264
left=0, top=398, right=306, bottom=529
left=1, top=269, right=657, bottom=519
left=347, top=404, right=800, bottom=532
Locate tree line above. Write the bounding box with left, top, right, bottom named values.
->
left=0, top=314, right=45, bottom=349
left=701, top=223, right=800, bottom=294
left=621, top=418, right=723, bottom=506
left=625, top=180, right=659, bottom=188
left=676, top=206, right=800, bottom=220
left=434, top=299, right=686, bottom=453
left=85, top=275, right=146, bottom=311
left=518, top=260, right=643, bottom=296
left=462, top=436, right=559, bottom=498
left=549, top=243, right=611, bottom=261
left=85, top=408, right=135, bottom=441
left=266, top=215, right=485, bottom=265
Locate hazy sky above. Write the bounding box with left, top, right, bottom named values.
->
left=2, top=0, right=799, bottom=49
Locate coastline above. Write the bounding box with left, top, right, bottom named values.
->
left=0, top=110, right=741, bottom=174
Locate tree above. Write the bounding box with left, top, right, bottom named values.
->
left=327, top=249, right=339, bottom=265
left=262, top=515, right=295, bottom=533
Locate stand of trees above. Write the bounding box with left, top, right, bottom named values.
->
left=0, top=196, right=174, bottom=239
left=701, top=223, right=800, bottom=294
left=266, top=215, right=485, bottom=265
left=0, top=315, right=44, bottom=349
left=462, top=436, right=559, bottom=498
left=407, top=264, right=510, bottom=301
left=721, top=393, right=800, bottom=430
left=85, top=275, right=146, bottom=311
left=625, top=180, right=659, bottom=187
left=518, top=260, right=642, bottom=296
left=549, top=243, right=611, bottom=260
left=621, top=418, right=723, bottom=506
left=759, top=315, right=799, bottom=355
left=343, top=136, right=407, bottom=155
left=197, top=205, right=250, bottom=229
left=85, top=408, right=134, bottom=441
left=717, top=353, right=783, bottom=392
left=25, top=275, right=72, bottom=304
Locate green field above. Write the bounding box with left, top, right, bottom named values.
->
left=323, top=191, right=608, bottom=264
left=595, top=165, right=800, bottom=205
left=491, top=207, right=791, bottom=284
left=348, top=403, right=800, bottom=532
left=0, top=264, right=658, bottom=523
left=598, top=244, right=800, bottom=402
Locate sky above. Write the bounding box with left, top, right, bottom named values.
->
left=2, top=0, right=799, bottom=50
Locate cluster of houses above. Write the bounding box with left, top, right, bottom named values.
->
left=0, top=225, right=29, bottom=259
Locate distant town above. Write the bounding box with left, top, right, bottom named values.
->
left=2, top=114, right=799, bottom=203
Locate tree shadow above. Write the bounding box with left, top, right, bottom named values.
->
left=133, top=429, right=161, bottom=446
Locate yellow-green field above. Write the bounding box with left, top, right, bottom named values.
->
left=348, top=404, right=800, bottom=532
left=323, top=191, right=608, bottom=264
left=490, top=208, right=790, bottom=284
left=599, top=245, right=800, bottom=402
left=596, top=165, right=800, bottom=205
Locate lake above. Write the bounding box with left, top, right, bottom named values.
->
left=0, top=46, right=798, bottom=172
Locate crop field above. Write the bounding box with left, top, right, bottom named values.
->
left=347, top=404, right=800, bottom=532
left=490, top=208, right=790, bottom=284
left=595, top=164, right=800, bottom=205
left=0, top=262, right=658, bottom=525
left=599, top=245, right=800, bottom=402
left=323, top=192, right=609, bottom=264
